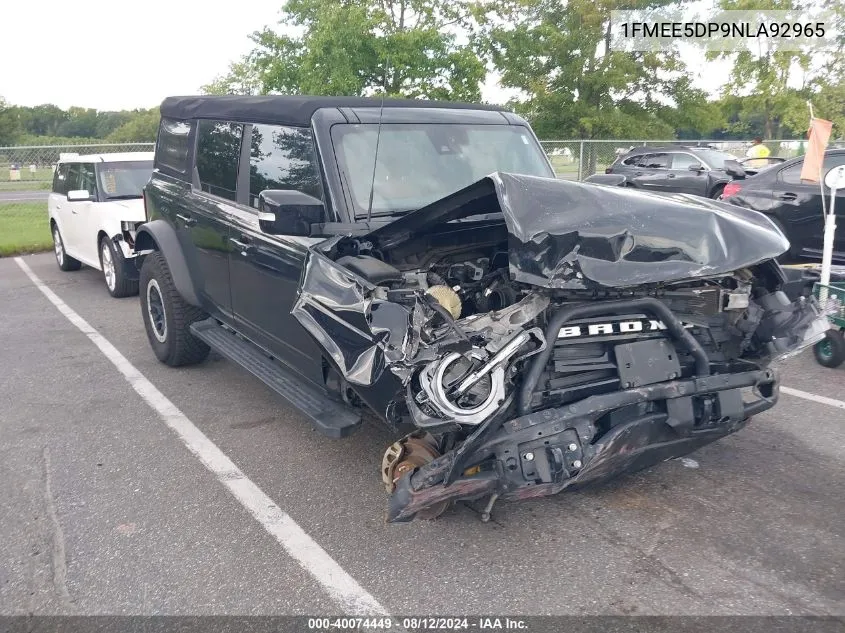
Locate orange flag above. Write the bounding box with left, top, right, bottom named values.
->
left=800, top=117, right=833, bottom=183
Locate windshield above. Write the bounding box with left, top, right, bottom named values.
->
left=691, top=149, right=737, bottom=170
left=331, top=124, right=553, bottom=217
left=97, top=161, right=153, bottom=199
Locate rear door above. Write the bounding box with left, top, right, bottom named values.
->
left=627, top=153, right=672, bottom=192
left=185, top=120, right=245, bottom=319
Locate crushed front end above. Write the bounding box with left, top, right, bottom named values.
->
left=293, top=173, right=828, bottom=521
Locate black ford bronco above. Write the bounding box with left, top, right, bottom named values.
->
left=135, top=95, right=827, bottom=522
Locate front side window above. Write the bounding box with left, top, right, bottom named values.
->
left=331, top=123, right=553, bottom=217
left=79, top=163, right=97, bottom=196
left=196, top=120, right=244, bottom=202
left=248, top=124, right=322, bottom=207
left=53, top=163, right=69, bottom=194
left=98, top=161, right=153, bottom=200
left=690, top=149, right=736, bottom=170
left=779, top=163, right=803, bottom=186
left=670, top=153, right=701, bottom=170
left=156, top=118, right=192, bottom=174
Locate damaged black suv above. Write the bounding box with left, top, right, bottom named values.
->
left=136, top=95, right=827, bottom=522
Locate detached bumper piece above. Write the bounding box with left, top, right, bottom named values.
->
left=387, top=367, right=778, bottom=522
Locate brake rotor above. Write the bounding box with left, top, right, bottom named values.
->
left=381, top=431, right=450, bottom=520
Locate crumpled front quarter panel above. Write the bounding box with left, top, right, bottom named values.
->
left=292, top=250, right=413, bottom=386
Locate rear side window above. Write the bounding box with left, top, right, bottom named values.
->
left=196, top=120, right=244, bottom=202
left=621, top=155, right=642, bottom=166
left=639, top=153, right=670, bottom=169
left=53, top=163, right=69, bottom=194
left=156, top=118, right=192, bottom=174
left=248, top=124, right=323, bottom=207
left=779, top=163, right=803, bottom=185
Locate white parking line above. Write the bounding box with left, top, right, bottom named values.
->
left=14, top=257, right=389, bottom=617
left=781, top=386, right=845, bottom=410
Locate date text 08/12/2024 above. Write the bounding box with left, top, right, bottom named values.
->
left=307, top=617, right=529, bottom=630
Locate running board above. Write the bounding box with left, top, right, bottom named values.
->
left=190, top=319, right=361, bottom=438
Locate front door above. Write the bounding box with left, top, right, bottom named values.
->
left=227, top=122, right=327, bottom=385
left=667, top=152, right=708, bottom=196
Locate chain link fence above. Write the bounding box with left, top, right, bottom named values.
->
left=0, top=143, right=154, bottom=256
left=0, top=143, right=155, bottom=191
left=0, top=138, right=810, bottom=256
left=539, top=139, right=808, bottom=180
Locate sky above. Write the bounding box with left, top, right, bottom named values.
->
left=1, top=0, right=730, bottom=112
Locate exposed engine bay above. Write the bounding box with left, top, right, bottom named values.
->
left=292, top=173, right=829, bottom=522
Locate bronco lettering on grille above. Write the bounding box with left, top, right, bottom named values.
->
left=557, top=319, right=692, bottom=339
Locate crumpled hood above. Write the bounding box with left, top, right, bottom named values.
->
left=364, top=172, right=790, bottom=289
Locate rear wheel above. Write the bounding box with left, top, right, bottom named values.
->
left=814, top=329, right=845, bottom=368
left=52, top=224, right=81, bottom=271
left=99, top=237, right=139, bottom=298
left=139, top=251, right=210, bottom=366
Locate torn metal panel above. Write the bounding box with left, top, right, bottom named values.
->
left=363, top=172, right=791, bottom=289
left=292, top=250, right=414, bottom=386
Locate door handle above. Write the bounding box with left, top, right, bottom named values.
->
left=777, top=192, right=798, bottom=201
left=229, top=237, right=252, bottom=256
left=634, top=172, right=643, bottom=176
left=667, top=173, right=676, bottom=178
left=176, top=213, right=197, bottom=227
left=71, top=208, right=78, bottom=214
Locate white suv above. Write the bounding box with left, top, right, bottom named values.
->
left=48, top=152, right=153, bottom=297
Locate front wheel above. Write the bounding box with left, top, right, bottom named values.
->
left=52, top=224, right=81, bottom=271
left=139, top=251, right=210, bottom=367
left=99, top=237, right=139, bottom=298
left=710, top=185, right=725, bottom=200
left=814, top=329, right=845, bottom=368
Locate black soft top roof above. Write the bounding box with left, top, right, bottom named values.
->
left=160, top=95, right=507, bottom=127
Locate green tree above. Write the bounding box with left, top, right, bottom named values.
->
left=202, top=58, right=263, bottom=95
left=206, top=0, right=486, bottom=101
left=19, top=103, right=68, bottom=137
left=709, top=0, right=818, bottom=139
left=57, top=107, right=100, bottom=138
left=476, top=0, right=697, bottom=140
left=0, top=97, right=22, bottom=145
left=106, top=109, right=160, bottom=142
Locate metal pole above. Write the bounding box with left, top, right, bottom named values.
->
left=577, top=141, right=584, bottom=181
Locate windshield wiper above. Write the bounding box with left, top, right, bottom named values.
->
left=106, top=194, right=143, bottom=200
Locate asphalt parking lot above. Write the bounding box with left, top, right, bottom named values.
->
left=1, top=252, right=844, bottom=617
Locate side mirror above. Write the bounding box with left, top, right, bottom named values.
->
left=824, top=165, right=845, bottom=190
left=687, top=163, right=704, bottom=172
left=67, top=189, right=92, bottom=201
left=258, top=189, right=325, bottom=237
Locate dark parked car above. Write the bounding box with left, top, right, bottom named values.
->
left=722, top=149, right=845, bottom=263
left=605, top=145, right=745, bottom=199
left=134, top=96, right=826, bottom=522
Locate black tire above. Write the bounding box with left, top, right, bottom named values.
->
left=813, top=329, right=845, bottom=369
left=51, top=224, right=81, bottom=271
left=139, top=251, right=210, bottom=367
left=710, top=185, right=725, bottom=200
left=99, top=236, right=139, bottom=298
